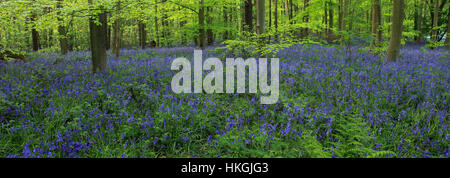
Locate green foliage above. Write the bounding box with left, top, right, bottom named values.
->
left=1, top=0, right=448, bottom=52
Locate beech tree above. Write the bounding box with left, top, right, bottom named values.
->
left=372, top=0, right=382, bottom=46
left=88, top=0, right=107, bottom=73
left=386, top=0, right=405, bottom=62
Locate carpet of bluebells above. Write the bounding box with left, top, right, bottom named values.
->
left=0, top=44, right=448, bottom=158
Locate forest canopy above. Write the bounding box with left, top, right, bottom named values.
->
left=0, top=0, right=448, bottom=58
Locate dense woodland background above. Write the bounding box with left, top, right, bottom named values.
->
left=1, top=0, right=449, bottom=68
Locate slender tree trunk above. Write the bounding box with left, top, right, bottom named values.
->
left=102, top=12, right=109, bottom=50
left=31, top=14, right=39, bottom=51
left=302, top=0, right=310, bottom=37
left=139, top=21, right=146, bottom=49
left=161, top=1, right=168, bottom=47
left=180, top=12, right=187, bottom=46
left=244, top=0, right=253, bottom=32
left=372, top=0, right=382, bottom=46
left=347, top=0, right=353, bottom=31
left=256, top=0, right=265, bottom=35
left=414, top=0, right=419, bottom=42
left=106, top=22, right=111, bottom=50
left=198, top=0, right=206, bottom=49
left=48, top=30, right=53, bottom=48
left=268, top=0, right=271, bottom=34
left=415, top=0, right=423, bottom=43
left=207, top=7, right=214, bottom=45
left=344, top=0, right=349, bottom=32
left=324, top=2, right=328, bottom=39
left=223, top=6, right=229, bottom=41
left=256, top=0, right=265, bottom=57
left=328, top=0, right=334, bottom=43
left=274, top=0, right=278, bottom=42
left=432, top=0, right=439, bottom=42
left=113, top=1, right=121, bottom=58
left=88, top=0, right=107, bottom=73
left=339, top=0, right=343, bottom=32
left=57, top=0, right=69, bottom=54
left=446, top=7, right=450, bottom=48
left=386, top=0, right=405, bottom=62
left=289, top=0, right=293, bottom=23
left=45, top=7, right=53, bottom=48
left=154, top=0, right=159, bottom=48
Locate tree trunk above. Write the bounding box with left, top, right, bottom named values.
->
left=302, top=0, right=310, bottom=37
left=445, top=7, right=450, bottom=48
left=88, top=0, right=107, bottom=73
left=102, top=12, right=109, bottom=50
left=432, top=0, right=439, bottom=42
left=57, top=0, right=69, bottom=54
left=268, top=0, right=271, bottom=35
left=414, top=0, right=419, bottom=43
left=207, top=7, right=214, bottom=45
left=372, top=0, right=382, bottom=46
left=339, top=0, right=343, bottom=32
left=289, top=0, right=293, bottom=23
left=139, top=21, right=146, bottom=49
left=256, top=0, right=265, bottom=35
left=256, top=0, right=265, bottom=57
left=415, top=0, right=423, bottom=43
left=198, top=0, right=206, bottom=49
left=244, top=0, right=253, bottom=32
left=347, top=0, right=353, bottom=31
left=113, top=1, right=121, bottom=58
left=325, top=2, right=328, bottom=37
left=223, top=6, right=229, bottom=40
left=274, top=0, right=278, bottom=42
left=154, top=0, right=159, bottom=48
left=386, top=0, right=405, bottom=62
left=106, top=21, right=111, bottom=50
left=31, top=14, right=39, bottom=51
left=328, top=0, right=334, bottom=43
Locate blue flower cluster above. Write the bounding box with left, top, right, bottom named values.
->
left=0, top=44, right=448, bottom=158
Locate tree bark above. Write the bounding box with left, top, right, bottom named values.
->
left=328, top=0, right=334, bottom=43
left=31, top=14, right=39, bottom=51
left=139, top=21, right=146, bottom=49
left=414, top=0, right=423, bottom=43
left=88, top=0, right=107, bottom=73
left=386, top=0, right=405, bottom=62
left=256, top=0, right=265, bottom=35
left=302, top=0, right=310, bottom=37
left=154, top=0, right=159, bottom=48
left=198, top=0, right=206, bottom=49
left=244, top=0, right=253, bottom=32
left=339, top=0, right=343, bottom=32
left=113, top=0, right=121, bottom=58
left=347, top=0, right=352, bottom=31
left=57, top=0, right=69, bottom=54
left=106, top=20, right=111, bottom=50
left=325, top=2, right=328, bottom=37
left=207, top=7, right=214, bottom=45
left=274, top=0, right=278, bottom=42
left=432, top=0, right=439, bottom=42
left=445, top=7, right=450, bottom=48
left=289, top=0, right=293, bottom=23
left=372, top=0, right=382, bottom=46
left=256, top=0, right=265, bottom=57
left=223, top=6, right=229, bottom=40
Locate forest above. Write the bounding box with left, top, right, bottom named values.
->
left=0, top=0, right=448, bottom=158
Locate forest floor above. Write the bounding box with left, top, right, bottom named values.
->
left=0, top=44, right=448, bottom=158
